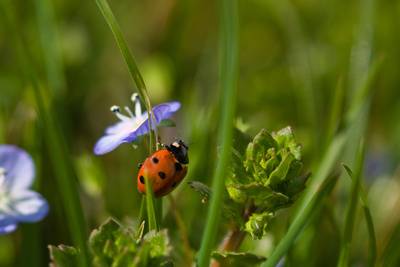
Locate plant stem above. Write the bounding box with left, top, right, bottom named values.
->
left=197, top=0, right=238, bottom=266
left=338, top=141, right=365, bottom=267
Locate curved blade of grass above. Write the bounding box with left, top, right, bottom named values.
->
left=342, top=164, right=376, bottom=267
left=94, top=0, right=157, bottom=152
left=337, top=141, right=366, bottom=267
left=261, top=133, right=346, bottom=267
left=197, top=0, right=238, bottom=266
left=0, top=2, right=90, bottom=266
left=94, top=0, right=159, bottom=230
left=380, top=222, right=400, bottom=267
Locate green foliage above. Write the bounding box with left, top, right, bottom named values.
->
left=211, top=251, right=266, bottom=267
left=244, top=212, right=274, bottom=240
left=225, top=127, right=307, bottom=239
left=49, top=218, right=172, bottom=267
left=49, top=245, right=80, bottom=267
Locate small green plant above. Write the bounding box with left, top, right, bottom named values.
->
left=49, top=219, right=172, bottom=267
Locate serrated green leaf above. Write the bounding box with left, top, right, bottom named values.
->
left=272, top=126, right=301, bottom=160
left=244, top=211, right=273, bottom=240
left=137, top=229, right=172, bottom=267
left=49, top=245, right=80, bottom=267
left=212, top=251, right=266, bottom=267
left=268, top=151, right=295, bottom=186
left=143, top=230, right=171, bottom=258
left=89, top=218, right=137, bottom=267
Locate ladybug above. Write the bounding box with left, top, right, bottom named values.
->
left=137, top=140, right=189, bottom=197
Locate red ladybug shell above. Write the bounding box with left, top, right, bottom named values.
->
left=137, top=149, right=188, bottom=197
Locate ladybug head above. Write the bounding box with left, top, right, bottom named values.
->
left=166, top=140, right=189, bottom=164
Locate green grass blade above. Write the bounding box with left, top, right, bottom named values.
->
left=1, top=2, right=90, bottom=266
left=342, top=164, right=377, bottom=267
left=33, top=87, right=91, bottom=267
left=337, top=141, right=366, bottom=267
left=197, top=0, right=238, bottom=266
left=325, top=77, right=345, bottom=149
left=94, top=0, right=157, bottom=152
left=261, top=133, right=345, bottom=267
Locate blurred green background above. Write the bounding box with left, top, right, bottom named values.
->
left=1, top=0, right=399, bottom=266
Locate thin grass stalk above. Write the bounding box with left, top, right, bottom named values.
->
left=145, top=180, right=158, bottom=231
left=197, top=0, right=238, bottom=266
left=325, top=77, right=344, bottom=149
left=261, top=132, right=346, bottom=267
left=342, top=164, right=377, bottom=267
left=94, top=0, right=159, bottom=230
left=337, top=141, right=366, bottom=267
left=0, top=2, right=90, bottom=266
left=94, top=0, right=157, bottom=152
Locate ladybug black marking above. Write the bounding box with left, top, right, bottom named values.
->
left=175, top=162, right=182, bottom=172
left=152, top=157, right=159, bottom=164
left=139, top=176, right=145, bottom=184
left=166, top=140, right=189, bottom=164
left=158, top=171, right=166, bottom=179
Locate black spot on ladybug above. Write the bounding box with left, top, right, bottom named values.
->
left=139, top=176, right=145, bottom=184
left=137, top=163, right=143, bottom=169
left=172, top=182, right=177, bottom=188
left=175, top=162, right=182, bottom=172
left=158, top=172, right=166, bottom=179
left=152, top=157, right=159, bottom=164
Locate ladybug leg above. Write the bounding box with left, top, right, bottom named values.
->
left=137, top=162, right=143, bottom=169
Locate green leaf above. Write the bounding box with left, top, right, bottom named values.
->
left=268, top=151, right=295, bottom=186
left=272, top=126, right=301, bottom=160
left=136, top=230, right=172, bottom=267
left=212, top=251, right=266, bottom=267
left=142, top=230, right=171, bottom=258
left=89, top=218, right=137, bottom=267
left=244, top=211, right=273, bottom=240
left=49, top=245, right=80, bottom=267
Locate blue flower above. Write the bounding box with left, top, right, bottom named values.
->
left=0, top=145, right=49, bottom=234
left=94, top=94, right=181, bottom=155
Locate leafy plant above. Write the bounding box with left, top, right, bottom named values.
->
left=49, top=218, right=172, bottom=267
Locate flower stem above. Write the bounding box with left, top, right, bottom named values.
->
left=197, top=0, right=238, bottom=266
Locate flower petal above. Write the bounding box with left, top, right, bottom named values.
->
left=152, top=101, right=181, bottom=123
left=105, top=118, right=146, bottom=135
left=0, top=223, right=17, bottom=235
left=125, top=101, right=181, bottom=142
left=0, top=145, right=35, bottom=190
left=10, top=190, right=49, bottom=223
left=93, top=132, right=133, bottom=155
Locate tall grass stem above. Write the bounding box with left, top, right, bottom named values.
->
left=197, top=0, right=238, bottom=266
